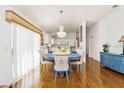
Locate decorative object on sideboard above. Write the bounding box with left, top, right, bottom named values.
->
left=102, top=43, right=110, bottom=52
left=118, top=36, right=124, bottom=55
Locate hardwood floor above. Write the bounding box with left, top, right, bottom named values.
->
left=10, top=57, right=124, bottom=88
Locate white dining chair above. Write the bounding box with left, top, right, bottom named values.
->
left=40, top=47, right=53, bottom=73
left=69, top=48, right=84, bottom=73
left=54, top=55, right=69, bottom=84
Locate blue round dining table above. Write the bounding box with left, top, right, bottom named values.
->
left=43, top=52, right=80, bottom=61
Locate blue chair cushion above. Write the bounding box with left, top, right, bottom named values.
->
left=69, top=53, right=80, bottom=61
left=44, top=53, right=54, bottom=61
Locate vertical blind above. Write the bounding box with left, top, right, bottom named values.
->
left=12, top=22, right=41, bottom=80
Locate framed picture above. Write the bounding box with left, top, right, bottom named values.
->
left=80, top=25, right=82, bottom=42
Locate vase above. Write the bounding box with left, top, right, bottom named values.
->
left=103, top=48, right=109, bottom=52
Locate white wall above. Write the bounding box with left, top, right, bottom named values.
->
left=0, top=6, right=14, bottom=85
left=89, top=6, right=124, bottom=61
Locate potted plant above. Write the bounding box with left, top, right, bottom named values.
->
left=102, top=43, right=110, bottom=52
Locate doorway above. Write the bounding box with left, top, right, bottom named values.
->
left=89, top=35, right=95, bottom=59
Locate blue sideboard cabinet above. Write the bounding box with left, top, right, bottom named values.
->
left=100, top=52, right=124, bottom=74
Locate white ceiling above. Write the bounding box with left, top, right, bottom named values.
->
left=12, top=5, right=116, bottom=34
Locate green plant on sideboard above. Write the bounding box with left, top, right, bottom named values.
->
left=102, top=43, right=110, bottom=52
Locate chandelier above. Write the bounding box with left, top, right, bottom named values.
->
left=57, top=10, right=67, bottom=38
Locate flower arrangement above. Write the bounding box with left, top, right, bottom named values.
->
left=60, top=47, right=67, bottom=52
left=102, top=43, right=110, bottom=52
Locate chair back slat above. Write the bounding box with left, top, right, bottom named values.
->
left=75, top=48, right=84, bottom=63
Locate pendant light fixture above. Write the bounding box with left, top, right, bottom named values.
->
left=57, top=10, right=67, bottom=38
